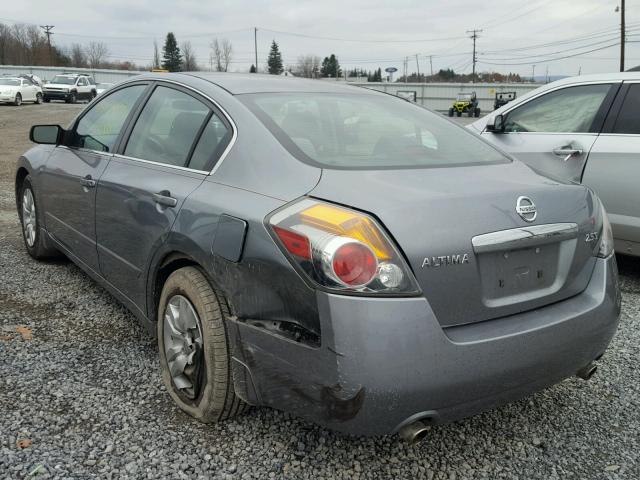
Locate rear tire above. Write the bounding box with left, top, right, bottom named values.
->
left=14, top=93, right=22, bottom=106
left=158, top=266, right=247, bottom=423
left=475, top=107, right=481, bottom=117
left=448, top=108, right=454, bottom=117
left=18, top=175, right=59, bottom=259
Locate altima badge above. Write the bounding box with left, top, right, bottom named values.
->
left=422, top=254, right=470, bottom=268
left=516, top=196, right=537, bottom=222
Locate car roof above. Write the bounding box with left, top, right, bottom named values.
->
left=134, top=72, right=376, bottom=95
left=541, top=71, right=640, bottom=87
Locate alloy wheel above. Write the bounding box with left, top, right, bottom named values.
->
left=163, top=295, right=204, bottom=399
left=22, top=188, right=37, bottom=247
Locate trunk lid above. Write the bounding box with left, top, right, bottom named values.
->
left=310, top=161, right=599, bottom=327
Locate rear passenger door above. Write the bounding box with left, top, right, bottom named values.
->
left=95, top=82, right=233, bottom=308
left=583, top=81, right=640, bottom=255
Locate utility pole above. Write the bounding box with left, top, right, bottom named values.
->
left=466, top=29, right=482, bottom=83
left=254, top=27, right=258, bottom=73
left=40, top=25, right=54, bottom=66
left=415, top=54, right=420, bottom=79
left=531, top=65, right=536, bottom=83
left=620, top=0, right=626, bottom=72
left=429, top=55, right=433, bottom=76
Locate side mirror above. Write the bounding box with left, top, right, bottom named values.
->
left=486, top=114, right=505, bottom=133
left=30, top=125, right=64, bottom=145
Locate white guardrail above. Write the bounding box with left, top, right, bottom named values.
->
left=1, top=65, right=541, bottom=112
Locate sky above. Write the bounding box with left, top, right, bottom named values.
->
left=2, top=0, right=639, bottom=76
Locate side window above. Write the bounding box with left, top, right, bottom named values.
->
left=188, top=113, right=231, bottom=170
left=78, top=78, right=87, bottom=86
left=124, top=86, right=209, bottom=167
left=70, top=85, right=146, bottom=152
left=613, top=84, right=640, bottom=135
left=23, top=78, right=33, bottom=86
left=503, top=84, right=612, bottom=133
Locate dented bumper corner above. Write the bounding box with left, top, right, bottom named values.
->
left=228, top=255, right=620, bottom=436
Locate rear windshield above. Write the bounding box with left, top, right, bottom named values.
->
left=240, top=93, right=508, bottom=169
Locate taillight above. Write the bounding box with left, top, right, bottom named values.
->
left=268, top=198, right=420, bottom=295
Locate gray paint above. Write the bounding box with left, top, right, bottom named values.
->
left=16, top=72, right=621, bottom=436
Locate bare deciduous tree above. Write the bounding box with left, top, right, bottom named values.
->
left=69, top=43, right=87, bottom=67
left=295, top=54, right=321, bottom=78
left=210, top=38, right=233, bottom=72
left=181, top=41, right=198, bottom=71
left=86, top=41, right=109, bottom=69
left=153, top=40, right=160, bottom=69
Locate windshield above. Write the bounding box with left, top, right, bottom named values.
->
left=456, top=94, right=472, bottom=101
left=240, top=93, right=507, bottom=169
left=0, top=79, right=20, bottom=86
left=51, top=76, right=77, bottom=85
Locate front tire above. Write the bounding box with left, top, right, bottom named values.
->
left=35, top=92, right=43, bottom=104
left=66, top=92, right=77, bottom=104
left=14, top=93, right=22, bottom=106
left=18, top=175, right=59, bottom=259
left=456, top=110, right=462, bottom=117
left=158, top=266, right=247, bottom=423
left=448, top=108, right=454, bottom=117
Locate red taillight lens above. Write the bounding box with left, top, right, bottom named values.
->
left=273, top=226, right=311, bottom=260
left=268, top=198, right=420, bottom=295
left=331, top=242, right=377, bottom=286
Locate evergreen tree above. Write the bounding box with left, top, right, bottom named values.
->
left=250, top=64, right=257, bottom=73
left=161, top=32, right=183, bottom=72
left=267, top=41, right=283, bottom=74
left=320, top=54, right=341, bottom=78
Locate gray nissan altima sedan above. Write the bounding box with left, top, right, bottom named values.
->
left=16, top=73, right=621, bottom=440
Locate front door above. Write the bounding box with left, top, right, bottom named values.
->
left=481, top=83, right=616, bottom=182
left=95, top=84, right=218, bottom=308
left=40, top=84, right=148, bottom=271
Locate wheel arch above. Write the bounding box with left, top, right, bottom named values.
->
left=147, top=250, right=231, bottom=325
left=15, top=166, right=30, bottom=211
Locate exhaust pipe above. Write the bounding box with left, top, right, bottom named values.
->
left=398, top=420, right=431, bottom=444
left=576, top=363, right=598, bottom=381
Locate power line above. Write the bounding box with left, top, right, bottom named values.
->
left=479, top=42, right=620, bottom=66
left=257, top=27, right=466, bottom=44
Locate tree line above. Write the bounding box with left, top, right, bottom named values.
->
left=0, top=23, right=525, bottom=83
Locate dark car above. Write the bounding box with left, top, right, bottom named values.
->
left=16, top=73, right=620, bottom=440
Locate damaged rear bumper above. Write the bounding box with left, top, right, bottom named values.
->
left=228, top=255, right=620, bottom=436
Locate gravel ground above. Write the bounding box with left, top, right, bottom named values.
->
left=1, top=103, right=639, bottom=479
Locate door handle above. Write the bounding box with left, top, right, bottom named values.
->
left=153, top=191, right=178, bottom=208
left=80, top=175, right=96, bottom=188
left=552, top=145, right=583, bottom=162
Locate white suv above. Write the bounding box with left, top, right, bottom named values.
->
left=43, top=74, right=97, bottom=103
left=0, top=76, right=43, bottom=106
